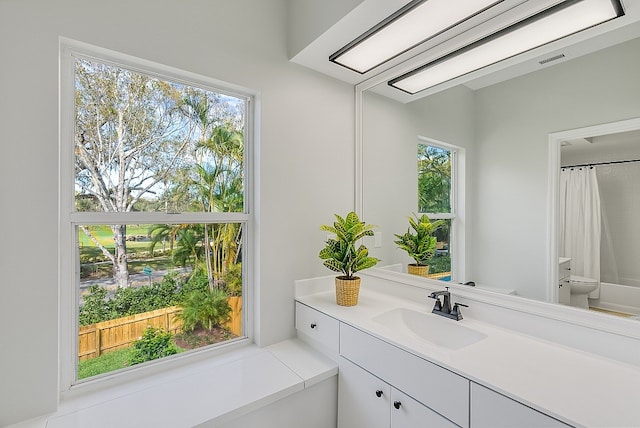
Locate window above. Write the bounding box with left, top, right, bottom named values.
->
left=417, top=137, right=463, bottom=282
left=60, top=41, right=254, bottom=387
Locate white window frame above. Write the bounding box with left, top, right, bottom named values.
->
left=59, top=38, right=256, bottom=394
left=417, top=136, right=466, bottom=282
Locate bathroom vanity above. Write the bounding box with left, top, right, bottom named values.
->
left=295, top=271, right=640, bottom=428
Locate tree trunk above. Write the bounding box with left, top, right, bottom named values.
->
left=112, top=224, right=129, bottom=288
left=203, top=224, right=215, bottom=292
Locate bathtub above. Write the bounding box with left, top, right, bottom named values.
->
left=594, top=282, right=640, bottom=316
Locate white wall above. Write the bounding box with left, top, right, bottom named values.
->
left=473, top=37, right=640, bottom=300
left=0, top=0, right=354, bottom=425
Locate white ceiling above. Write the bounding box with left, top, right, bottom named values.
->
left=290, top=0, right=640, bottom=103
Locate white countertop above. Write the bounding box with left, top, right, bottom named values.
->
left=297, top=287, right=640, bottom=428
left=16, top=340, right=337, bottom=428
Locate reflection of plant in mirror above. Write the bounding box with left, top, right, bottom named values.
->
left=394, top=213, right=445, bottom=266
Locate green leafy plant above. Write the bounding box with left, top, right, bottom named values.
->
left=319, top=211, right=379, bottom=279
left=222, top=263, right=242, bottom=296
left=79, top=285, right=116, bottom=326
left=130, top=327, right=180, bottom=365
left=177, top=288, right=232, bottom=332
left=394, top=213, right=445, bottom=266
left=79, top=274, right=185, bottom=326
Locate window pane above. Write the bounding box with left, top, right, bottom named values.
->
left=77, top=223, right=244, bottom=380
left=418, top=144, right=451, bottom=214
left=74, top=58, right=245, bottom=213
left=424, top=219, right=452, bottom=282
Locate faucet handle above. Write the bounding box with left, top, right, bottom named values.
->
left=451, top=302, right=468, bottom=320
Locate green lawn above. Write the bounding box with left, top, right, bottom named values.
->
left=78, top=348, right=134, bottom=379
left=79, top=224, right=176, bottom=278
left=78, top=345, right=187, bottom=379
left=79, top=224, right=154, bottom=250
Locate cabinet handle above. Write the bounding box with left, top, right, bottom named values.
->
left=310, top=323, right=317, bottom=329
left=393, top=401, right=402, bottom=410
left=375, top=390, right=383, bottom=398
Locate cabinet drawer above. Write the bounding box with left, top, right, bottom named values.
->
left=559, top=260, right=571, bottom=281
left=341, top=323, right=469, bottom=428
left=471, top=383, right=572, bottom=428
left=295, top=302, right=340, bottom=354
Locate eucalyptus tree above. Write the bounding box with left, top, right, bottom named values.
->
left=75, top=55, right=247, bottom=289
left=74, top=58, right=191, bottom=288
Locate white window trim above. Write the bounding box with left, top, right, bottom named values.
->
left=59, top=37, right=258, bottom=395
left=417, top=135, right=466, bottom=282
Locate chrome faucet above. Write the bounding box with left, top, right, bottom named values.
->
left=428, top=287, right=468, bottom=321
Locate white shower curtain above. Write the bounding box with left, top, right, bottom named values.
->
left=559, top=167, right=601, bottom=298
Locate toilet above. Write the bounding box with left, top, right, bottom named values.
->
left=568, top=275, right=599, bottom=309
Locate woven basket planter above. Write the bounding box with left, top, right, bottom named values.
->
left=407, top=264, right=430, bottom=277
left=335, top=276, right=361, bottom=306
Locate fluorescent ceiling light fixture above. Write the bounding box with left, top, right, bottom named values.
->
left=389, top=0, right=624, bottom=94
left=330, top=0, right=504, bottom=74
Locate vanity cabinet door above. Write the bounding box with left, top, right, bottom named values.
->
left=295, top=302, right=340, bottom=354
left=340, top=323, right=469, bottom=427
left=339, top=358, right=458, bottom=428
left=470, top=383, right=573, bottom=428
left=391, top=388, right=459, bottom=428
left=338, top=357, right=390, bottom=428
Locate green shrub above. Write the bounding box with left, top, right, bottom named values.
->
left=79, top=285, right=116, bottom=325
left=178, top=271, right=210, bottom=298
left=78, top=271, right=229, bottom=327
left=110, top=277, right=180, bottom=316
left=130, top=327, right=179, bottom=365
left=177, top=288, right=231, bottom=332
left=427, top=255, right=451, bottom=274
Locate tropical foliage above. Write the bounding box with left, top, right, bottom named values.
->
left=418, top=144, right=451, bottom=213
left=176, top=288, right=232, bottom=332
left=319, top=212, right=379, bottom=279
left=74, top=57, right=245, bottom=290
left=394, top=213, right=445, bottom=266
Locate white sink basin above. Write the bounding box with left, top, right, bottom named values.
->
left=373, top=308, right=487, bottom=350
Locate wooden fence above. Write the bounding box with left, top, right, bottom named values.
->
left=78, top=296, right=242, bottom=360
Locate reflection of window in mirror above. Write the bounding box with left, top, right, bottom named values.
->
left=417, top=138, right=459, bottom=283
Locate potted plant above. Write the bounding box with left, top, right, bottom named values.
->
left=394, top=213, right=444, bottom=277
left=319, top=211, right=379, bottom=306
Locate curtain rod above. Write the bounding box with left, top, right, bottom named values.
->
left=561, top=158, right=640, bottom=169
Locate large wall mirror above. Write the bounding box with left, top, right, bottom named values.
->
left=357, top=22, right=640, bottom=322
